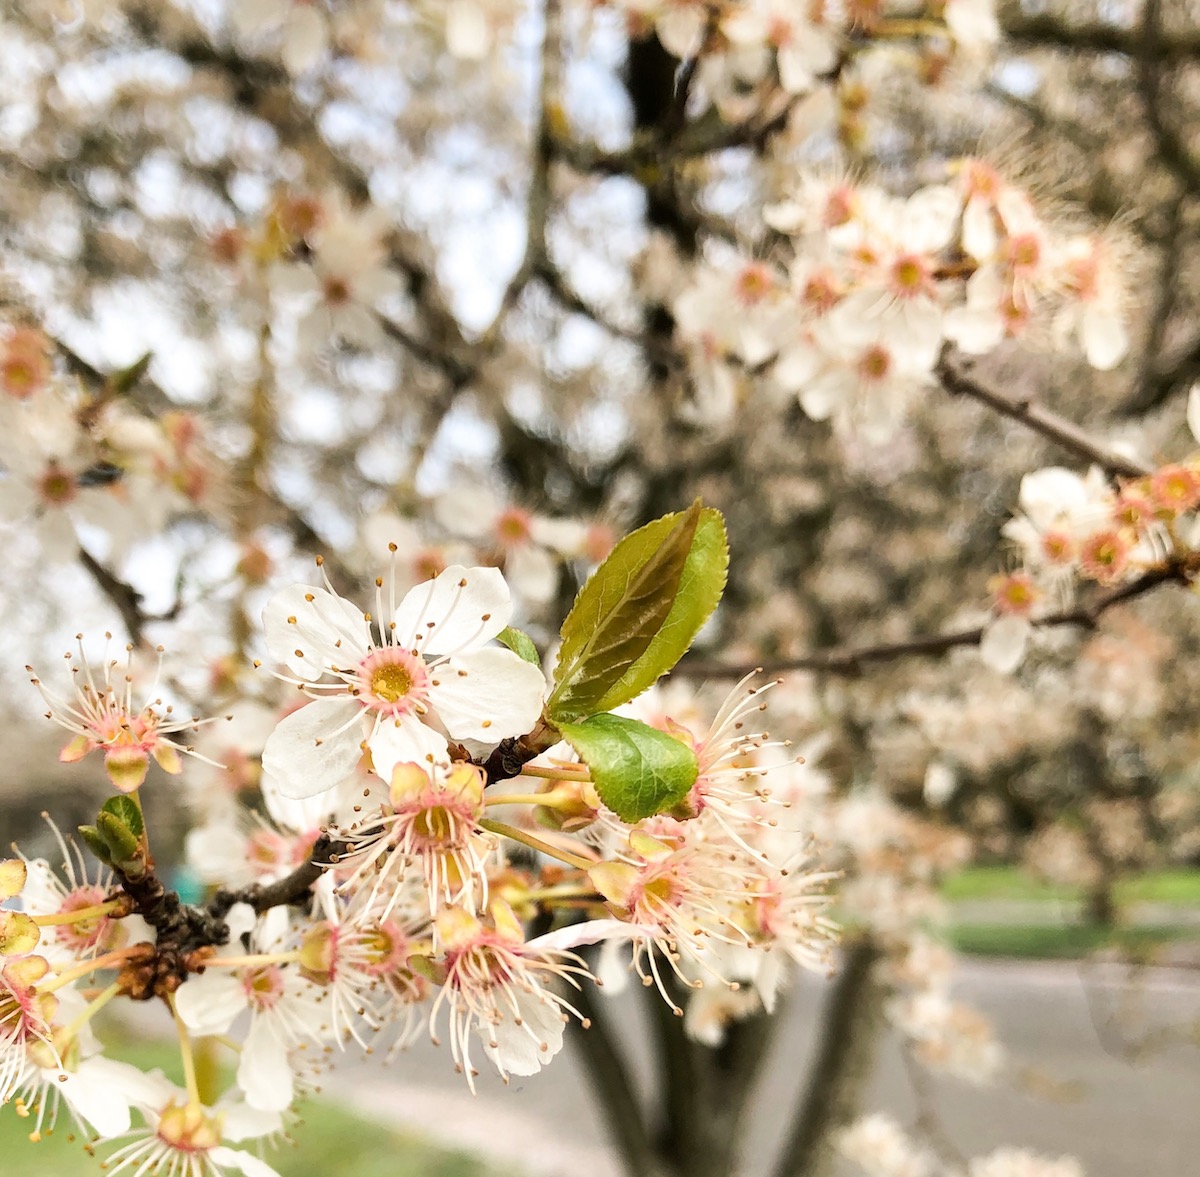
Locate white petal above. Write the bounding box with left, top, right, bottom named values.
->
left=483, top=989, right=565, bottom=1077
left=446, top=0, right=490, bottom=59
left=530, top=919, right=653, bottom=953
left=433, top=484, right=497, bottom=539
left=980, top=615, right=1030, bottom=674
left=428, top=646, right=545, bottom=743
left=260, top=769, right=332, bottom=833
left=57, top=1056, right=153, bottom=1137
left=261, top=698, right=365, bottom=799
left=174, top=969, right=247, bottom=1036
left=262, top=583, right=370, bottom=681
left=367, top=712, right=449, bottom=781
left=239, top=1019, right=295, bottom=1112
left=505, top=544, right=558, bottom=605
left=1082, top=308, right=1128, bottom=371
left=1188, top=384, right=1200, bottom=447
left=212, top=1147, right=283, bottom=1177
left=392, top=564, right=512, bottom=655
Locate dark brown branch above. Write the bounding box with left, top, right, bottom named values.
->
left=681, top=558, right=1196, bottom=679
left=1136, top=0, right=1200, bottom=191
left=1000, top=10, right=1200, bottom=60
left=78, top=548, right=151, bottom=647
left=938, top=353, right=1152, bottom=480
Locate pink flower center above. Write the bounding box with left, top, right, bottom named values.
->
left=243, top=965, right=285, bottom=1012
left=357, top=647, right=430, bottom=718
left=55, top=885, right=109, bottom=950
left=494, top=507, right=532, bottom=548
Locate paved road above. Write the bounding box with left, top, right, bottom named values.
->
left=333, top=957, right=1200, bottom=1177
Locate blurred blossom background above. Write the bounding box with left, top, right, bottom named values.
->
left=1, top=1, right=1199, bottom=1175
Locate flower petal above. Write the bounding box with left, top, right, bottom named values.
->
left=392, top=565, right=512, bottom=655
left=261, top=698, right=365, bottom=799
left=262, top=584, right=370, bottom=681
left=428, top=646, right=545, bottom=743
left=367, top=713, right=449, bottom=782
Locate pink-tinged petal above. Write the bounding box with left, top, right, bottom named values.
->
left=152, top=744, right=183, bottom=775
left=239, top=1019, right=294, bottom=1112
left=427, top=646, right=545, bottom=743
left=262, top=698, right=364, bottom=799
left=262, top=583, right=370, bottom=681
left=173, top=969, right=247, bottom=1036
left=392, top=565, right=512, bottom=655
left=59, top=734, right=91, bottom=763
left=367, top=713, right=449, bottom=783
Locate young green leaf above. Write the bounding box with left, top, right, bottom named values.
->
left=558, top=713, right=698, bottom=823
left=496, top=626, right=541, bottom=667
left=100, top=794, right=144, bottom=839
left=548, top=502, right=701, bottom=722
left=78, top=824, right=114, bottom=866
left=590, top=506, right=727, bottom=713
left=97, top=811, right=141, bottom=863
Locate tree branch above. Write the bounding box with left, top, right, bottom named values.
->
left=999, top=9, right=1200, bottom=60
left=937, top=353, right=1152, bottom=480
left=681, top=557, right=1197, bottom=679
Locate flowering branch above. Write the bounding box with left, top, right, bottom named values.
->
left=937, top=352, right=1152, bottom=480
left=682, top=556, right=1196, bottom=679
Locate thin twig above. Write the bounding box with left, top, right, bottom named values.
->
left=937, top=353, right=1152, bottom=480
left=680, top=558, right=1196, bottom=679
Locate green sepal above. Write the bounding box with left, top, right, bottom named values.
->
left=548, top=502, right=701, bottom=723
left=558, top=713, right=698, bottom=823
left=496, top=626, right=541, bottom=667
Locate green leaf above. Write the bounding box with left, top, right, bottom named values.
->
left=558, top=713, right=698, bottom=823
left=77, top=824, right=114, bottom=866
left=548, top=502, right=701, bottom=722
left=100, top=794, right=144, bottom=839
left=496, top=626, right=541, bottom=667
left=591, top=507, right=727, bottom=713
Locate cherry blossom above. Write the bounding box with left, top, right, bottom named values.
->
left=260, top=563, right=546, bottom=798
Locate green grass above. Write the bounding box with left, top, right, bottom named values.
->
left=948, top=922, right=1199, bottom=961
left=942, top=865, right=1200, bottom=906
left=1, top=1040, right=506, bottom=1177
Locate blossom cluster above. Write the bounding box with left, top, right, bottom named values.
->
left=673, top=163, right=1130, bottom=437
left=0, top=323, right=212, bottom=563
left=981, top=389, right=1200, bottom=672
left=7, top=561, right=838, bottom=1174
